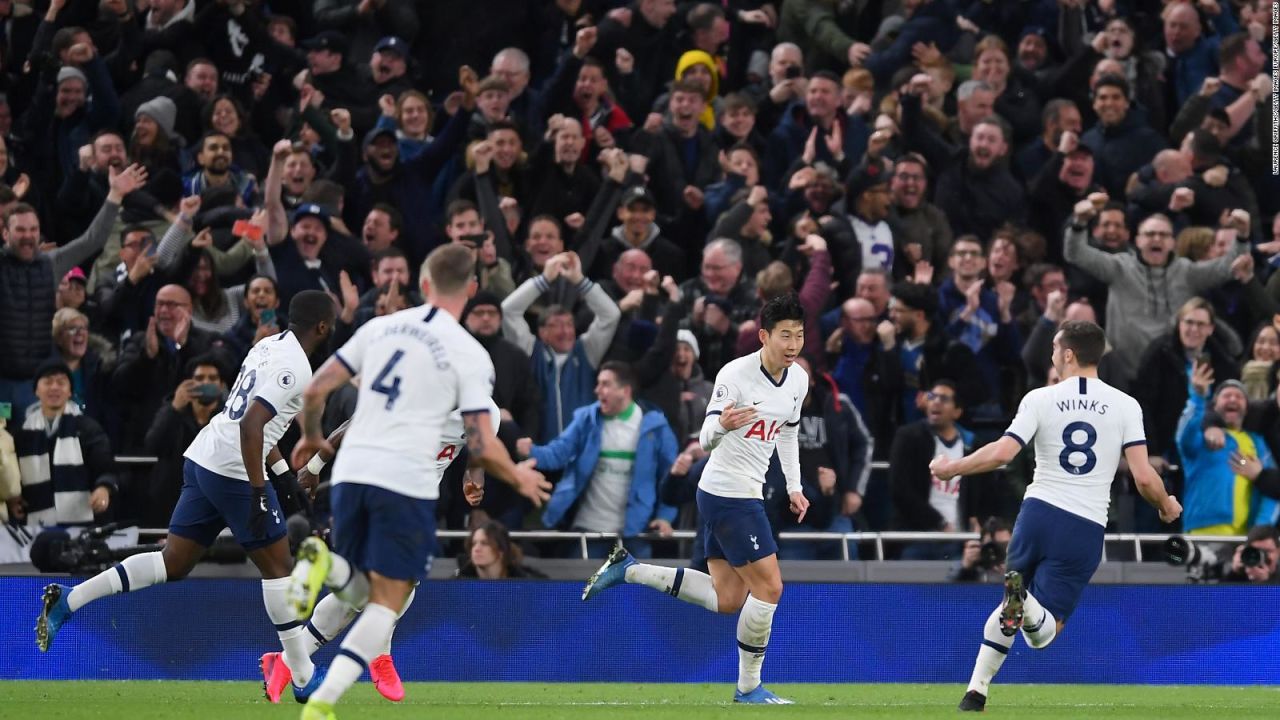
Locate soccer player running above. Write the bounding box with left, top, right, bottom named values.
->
left=287, top=244, right=548, bottom=720
left=930, top=319, right=1182, bottom=712
left=36, top=290, right=338, bottom=702
left=262, top=399, right=533, bottom=703
left=581, top=293, right=811, bottom=704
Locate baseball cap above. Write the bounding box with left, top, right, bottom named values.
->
left=301, top=31, right=347, bottom=54
left=291, top=203, right=331, bottom=229
left=1213, top=379, right=1247, bottom=401
left=363, top=126, right=398, bottom=149
left=846, top=157, right=891, bottom=198
left=374, top=36, right=408, bottom=57
left=622, top=186, right=656, bottom=209
left=62, top=267, right=87, bottom=285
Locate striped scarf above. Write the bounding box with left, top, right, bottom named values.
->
left=16, top=402, right=92, bottom=526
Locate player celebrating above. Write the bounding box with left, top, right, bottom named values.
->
left=581, top=293, right=811, bottom=705
left=261, top=399, right=534, bottom=704
left=930, top=320, right=1182, bottom=712
left=37, top=290, right=338, bottom=702
left=288, top=244, right=547, bottom=720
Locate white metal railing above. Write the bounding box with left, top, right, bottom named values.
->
left=132, top=528, right=1242, bottom=562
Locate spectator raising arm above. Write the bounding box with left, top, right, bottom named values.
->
left=50, top=164, right=147, bottom=278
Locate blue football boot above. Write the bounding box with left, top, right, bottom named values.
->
left=581, top=545, right=636, bottom=601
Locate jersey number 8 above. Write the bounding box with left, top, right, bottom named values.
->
left=225, top=369, right=258, bottom=421
left=1059, top=421, right=1098, bottom=476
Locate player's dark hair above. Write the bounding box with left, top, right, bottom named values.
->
left=288, top=290, right=337, bottom=331
left=599, top=361, right=636, bottom=390
left=1057, top=320, right=1106, bottom=367
left=760, top=292, right=804, bottom=332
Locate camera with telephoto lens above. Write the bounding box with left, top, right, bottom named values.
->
left=29, top=524, right=162, bottom=574
left=1163, top=535, right=1225, bottom=582
left=1241, top=545, right=1265, bottom=568
left=977, top=540, right=1006, bottom=570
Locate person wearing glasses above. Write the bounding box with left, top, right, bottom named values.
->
left=46, top=308, right=114, bottom=436
left=1065, top=193, right=1250, bottom=387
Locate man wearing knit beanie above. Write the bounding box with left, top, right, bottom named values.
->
left=462, top=290, right=540, bottom=438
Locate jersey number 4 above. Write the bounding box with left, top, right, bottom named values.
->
left=1059, top=421, right=1098, bottom=476
left=371, top=350, right=405, bottom=410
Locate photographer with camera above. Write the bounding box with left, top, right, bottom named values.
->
left=1223, top=525, right=1279, bottom=584
left=140, top=355, right=228, bottom=527
left=948, top=517, right=1013, bottom=582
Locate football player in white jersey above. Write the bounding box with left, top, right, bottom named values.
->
left=287, top=244, right=548, bottom=720
left=580, top=294, right=811, bottom=705
left=37, top=291, right=337, bottom=702
left=930, top=320, right=1182, bottom=712
left=261, top=400, right=506, bottom=703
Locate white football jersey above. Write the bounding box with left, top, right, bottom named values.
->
left=1005, top=375, right=1146, bottom=526
left=185, top=330, right=313, bottom=481
left=422, top=399, right=501, bottom=497
left=699, top=352, right=808, bottom=499
left=330, top=305, right=495, bottom=500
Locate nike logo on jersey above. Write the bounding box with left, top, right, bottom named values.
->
left=752, top=401, right=763, bottom=406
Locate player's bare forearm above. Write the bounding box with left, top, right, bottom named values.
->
left=953, top=436, right=1022, bottom=476
left=266, top=446, right=284, bottom=467
left=463, top=411, right=517, bottom=483
left=1125, top=444, right=1171, bottom=507
left=239, top=403, right=271, bottom=489
left=321, top=419, right=351, bottom=461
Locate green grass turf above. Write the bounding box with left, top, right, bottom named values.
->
left=1, top=682, right=1277, bottom=719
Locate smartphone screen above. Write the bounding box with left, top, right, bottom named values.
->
left=260, top=308, right=277, bottom=327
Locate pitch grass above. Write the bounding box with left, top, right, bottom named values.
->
left=1, top=681, right=1277, bottom=719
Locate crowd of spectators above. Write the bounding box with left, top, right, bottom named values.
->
left=0, top=0, right=1278, bottom=575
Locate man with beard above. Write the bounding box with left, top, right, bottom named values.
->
left=933, top=117, right=1026, bottom=241
left=344, top=91, right=474, bottom=265
left=1067, top=196, right=1249, bottom=385
left=269, top=203, right=371, bottom=311
left=1178, top=371, right=1279, bottom=535
left=463, top=291, right=540, bottom=440
left=182, top=132, right=257, bottom=206
left=887, top=153, right=951, bottom=276
left=0, top=166, right=146, bottom=413
left=1016, top=99, right=1082, bottom=184
left=885, top=281, right=982, bottom=425
left=1028, top=130, right=1101, bottom=262
left=1080, top=75, right=1167, bottom=198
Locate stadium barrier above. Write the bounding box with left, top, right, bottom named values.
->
left=3, top=574, right=1277, bottom=684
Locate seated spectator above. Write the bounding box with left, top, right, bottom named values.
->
left=11, top=361, right=117, bottom=527
left=455, top=521, right=547, bottom=579
left=141, top=355, right=226, bottom=527
left=776, top=355, right=872, bottom=561
left=1178, top=371, right=1278, bottom=535
left=517, top=361, right=678, bottom=559
left=501, top=251, right=620, bottom=442
left=948, top=517, right=1013, bottom=582
left=47, top=308, right=114, bottom=436
left=890, top=380, right=988, bottom=560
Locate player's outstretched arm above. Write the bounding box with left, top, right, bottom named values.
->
left=930, top=435, right=1022, bottom=482
left=1124, top=443, right=1182, bottom=524
left=463, top=410, right=553, bottom=506
left=291, top=357, right=352, bottom=469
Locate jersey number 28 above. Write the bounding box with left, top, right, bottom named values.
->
left=225, top=369, right=258, bottom=421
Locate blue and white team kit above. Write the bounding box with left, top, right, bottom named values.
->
left=1001, top=376, right=1147, bottom=621
left=329, top=305, right=496, bottom=582
left=698, top=353, right=809, bottom=567
left=173, top=331, right=313, bottom=550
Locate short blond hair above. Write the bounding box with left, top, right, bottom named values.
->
left=51, top=307, right=87, bottom=338
left=422, top=243, right=476, bottom=296
left=755, top=261, right=794, bottom=301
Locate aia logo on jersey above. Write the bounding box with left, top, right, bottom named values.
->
left=437, top=444, right=459, bottom=461
left=744, top=420, right=781, bottom=442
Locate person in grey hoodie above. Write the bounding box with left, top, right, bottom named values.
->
left=1064, top=192, right=1250, bottom=384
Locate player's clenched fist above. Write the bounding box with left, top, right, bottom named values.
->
left=718, top=401, right=757, bottom=431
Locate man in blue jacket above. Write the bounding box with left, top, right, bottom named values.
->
left=517, top=361, right=678, bottom=559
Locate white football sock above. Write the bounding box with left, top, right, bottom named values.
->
left=306, top=593, right=357, bottom=654
left=624, top=564, right=719, bottom=612
left=67, top=551, right=167, bottom=612
left=1020, top=591, right=1058, bottom=649
left=379, top=586, right=416, bottom=656
left=326, top=553, right=369, bottom=610
left=735, top=594, right=777, bottom=694
left=310, top=603, right=398, bottom=705
left=261, top=577, right=314, bottom=687
left=966, top=605, right=1013, bottom=695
